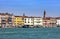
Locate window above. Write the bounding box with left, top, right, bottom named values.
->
left=1, top=17, right=6, bottom=20
left=25, top=19, right=26, bottom=20
left=31, top=19, right=33, bottom=20
left=2, top=20, right=6, bottom=21
left=24, top=19, right=26, bottom=23
left=37, top=21, right=40, bottom=23
left=8, top=17, right=12, bottom=22
left=25, top=21, right=26, bottom=23
left=28, top=21, right=30, bottom=23
left=31, top=22, right=33, bottom=23
left=28, top=19, right=29, bottom=20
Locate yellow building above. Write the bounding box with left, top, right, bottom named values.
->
left=14, top=16, right=24, bottom=27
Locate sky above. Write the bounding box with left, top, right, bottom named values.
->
left=0, top=0, right=60, bottom=17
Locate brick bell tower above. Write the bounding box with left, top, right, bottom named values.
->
left=43, top=10, right=46, bottom=18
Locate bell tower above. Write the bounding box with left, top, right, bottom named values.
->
left=23, top=13, right=25, bottom=16
left=43, top=10, right=46, bottom=18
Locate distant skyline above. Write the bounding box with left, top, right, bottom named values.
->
left=0, top=0, right=60, bottom=17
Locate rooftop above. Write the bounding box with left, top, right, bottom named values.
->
left=0, top=13, right=13, bottom=16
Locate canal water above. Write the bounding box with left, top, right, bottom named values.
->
left=0, top=27, right=60, bottom=39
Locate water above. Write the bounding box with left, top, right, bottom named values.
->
left=0, top=27, right=60, bottom=39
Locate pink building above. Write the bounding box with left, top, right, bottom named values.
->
left=0, top=13, right=15, bottom=28
left=43, top=17, right=57, bottom=27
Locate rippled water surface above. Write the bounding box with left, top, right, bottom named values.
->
left=0, top=27, right=60, bottom=39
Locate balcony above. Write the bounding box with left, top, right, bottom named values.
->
left=8, top=17, right=12, bottom=23
left=1, top=20, right=6, bottom=24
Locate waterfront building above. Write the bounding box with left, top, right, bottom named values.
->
left=0, top=15, right=1, bottom=27
left=14, top=16, right=24, bottom=27
left=49, top=18, right=57, bottom=27
left=24, top=16, right=43, bottom=27
left=43, top=17, right=57, bottom=27
left=6, top=13, right=15, bottom=27
left=56, top=17, right=60, bottom=27
left=43, top=17, right=50, bottom=27
left=0, top=13, right=14, bottom=28
left=33, top=17, right=43, bottom=26
left=24, top=17, right=34, bottom=26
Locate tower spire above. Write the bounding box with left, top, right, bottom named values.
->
left=43, top=10, right=46, bottom=18
left=23, top=13, right=25, bottom=16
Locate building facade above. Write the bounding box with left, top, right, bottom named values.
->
left=56, top=17, right=60, bottom=26
left=14, top=16, right=24, bottom=27
left=24, top=17, right=43, bottom=27
left=33, top=17, right=43, bottom=26
left=56, top=19, right=60, bottom=26
left=43, top=18, right=50, bottom=27
left=24, top=17, right=34, bottom=26
left=43, top=17, right=57, bottom=27
left=0, top=13, right=14, bottom=28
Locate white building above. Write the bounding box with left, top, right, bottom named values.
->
left=56, top=19, right=60, bottom=26
left=34, top=17, right=43, bottom=26
left=24, top=17, right=34, bottom=26
left=24, top=17, right=43, bottom=27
